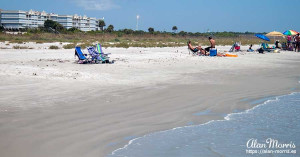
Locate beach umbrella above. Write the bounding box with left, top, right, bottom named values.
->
left=266, top=31, right=284, bottom=42
left=266, top=31, right=284, bottom=37
left=255, top=34, right=270, bottom=41
left=283, top=30, right=299, bottom=36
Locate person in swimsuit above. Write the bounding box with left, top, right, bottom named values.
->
left=188, top=41, right=206, bottom=55
left=205, top=36, right=216, bottom=53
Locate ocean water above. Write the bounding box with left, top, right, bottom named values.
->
left=108, top=92, right=300, bottom=157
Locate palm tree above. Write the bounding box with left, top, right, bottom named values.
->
left=172, top=26, right=178, bottom=33
left=148, top=27, right=154, bottom=34
left=98, top=20, right=106, bottom=31
left=106, top=25, right=114, bottom=33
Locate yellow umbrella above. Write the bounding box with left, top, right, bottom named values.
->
left=266, top=31, right=284, bottom=43
left=266, top=31, right=284, bottom=37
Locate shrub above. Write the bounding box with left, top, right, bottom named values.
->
left=63, top=43, right=76, bottom=49
left=49, top=45, right=59, bottom=49
left=13, top=46, right=28, bottom=49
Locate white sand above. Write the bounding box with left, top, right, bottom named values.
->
left=0, top=43, right=300, bottom=157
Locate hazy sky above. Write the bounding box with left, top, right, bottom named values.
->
left=1, top=0, right=299, bottom=32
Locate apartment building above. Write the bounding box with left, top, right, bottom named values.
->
left=0, top=9, right=99, bottom=31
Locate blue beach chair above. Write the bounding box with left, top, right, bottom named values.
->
left=75, top=46, right=90, bottom=64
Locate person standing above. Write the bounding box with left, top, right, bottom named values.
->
left=287, top=35, right=292, bottom=50
left=295, top=33, right=300, bottom=52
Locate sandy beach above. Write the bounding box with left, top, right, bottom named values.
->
left=0, top=43, right=300, bottom=157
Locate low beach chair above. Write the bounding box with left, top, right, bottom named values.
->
left=261, top=43, right=275, bottom=52
left=96, top=43, right=111, bottom=57
left=187, top=42, right=199, bottom=56
left=87, top=46, right=110, bottom=64
left=75, top=46, right=90, bottom=64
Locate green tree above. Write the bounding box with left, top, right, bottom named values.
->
left=98, top=20, right=106, bottom=31
left=178, top=31, right=187, bottom=36
left=148, top=27, right=154, bottom=34
left=44, top=19, right=65, bottom=31
left=172, top=26, right=178, bottom=33
left=106, top=25, right=114, bottom=33
left=44, top=19, right=56, bottom=29
left=68, top=27, right=81, bottom=33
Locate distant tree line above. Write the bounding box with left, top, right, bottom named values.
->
left=9, top=19, right=265, bottom=37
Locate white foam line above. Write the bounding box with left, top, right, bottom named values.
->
left=109, top=92, right=299, bottom=156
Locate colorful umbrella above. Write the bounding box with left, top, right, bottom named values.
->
left=266, top=31, right=284, bottom=37
left=255, top=34, right=270, bottom=41
left=283, top=30, right=298, bottom=36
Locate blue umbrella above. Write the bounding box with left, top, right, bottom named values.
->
left=255, top=34, right=270, bottom=41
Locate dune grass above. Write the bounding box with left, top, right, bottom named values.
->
left=0, top=32, right=284, bottom=48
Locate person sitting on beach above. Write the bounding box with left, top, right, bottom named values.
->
left=275, top=40, right=281, bottom=49
left=188, top=40, right=226, bottom=57
left=188, top=41, right=206, bottom=55
left=247, top=44, right=254, bottom=52
left=204, top=36, right=216, bottom=53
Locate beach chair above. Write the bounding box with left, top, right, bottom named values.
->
left=187, top=42, right=199, bottom=55
left=87, top=46, right=110, bottom=64
left=96, top=43, right=111, bottom=58
left=75, top=46, right=90, bottom=64
left=261, top=43, right=275, bottom=52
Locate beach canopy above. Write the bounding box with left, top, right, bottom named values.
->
left=255, top=34, right=270, bottom=41
left=283, top=30, right=299, bottom=36
left=266, top=31, right=284, bottom=37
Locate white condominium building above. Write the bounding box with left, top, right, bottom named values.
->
left=0, top=9, right=99, bottom=31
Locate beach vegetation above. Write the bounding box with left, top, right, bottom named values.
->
left=63, top=43, right=76, bottom=49
left=98, top=20, right=106, bottom=31
left=13, top=45, right=29, bottom=49
left=148, top=27, right=154, bottom=34
left=49, top=45, right=59, bottom=49
left=106, top=25, right=114, bottom=33
left=172, top=26, right=178, bottom=33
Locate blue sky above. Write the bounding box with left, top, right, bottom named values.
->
left=1, top=0, right=299, bottom=32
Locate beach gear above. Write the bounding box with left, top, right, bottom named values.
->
left=261, top=43, right=275, bottom=52
left=255, top=34, right=270, bottom=41
left=87, top=46, right=110, bottom=63
left=96, top=43, right=111, bottom=57
left=283, top=30, right=298, bottom=36
left=75, top=46, right=90, bottom=64
left=266, top=31, right=284, bottom=37
left=225, top=53, right=238, bottom=57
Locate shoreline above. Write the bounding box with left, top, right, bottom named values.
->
left=0, top=46, right=300, bottom=157
left=110, top=91, right=299, bottom=156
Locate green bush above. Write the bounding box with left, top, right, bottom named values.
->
left=49, top=45, right=59, bottom=49
left=63, top=43, right=76, bottom=49
left=13, top=46, right=29, bottom=49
